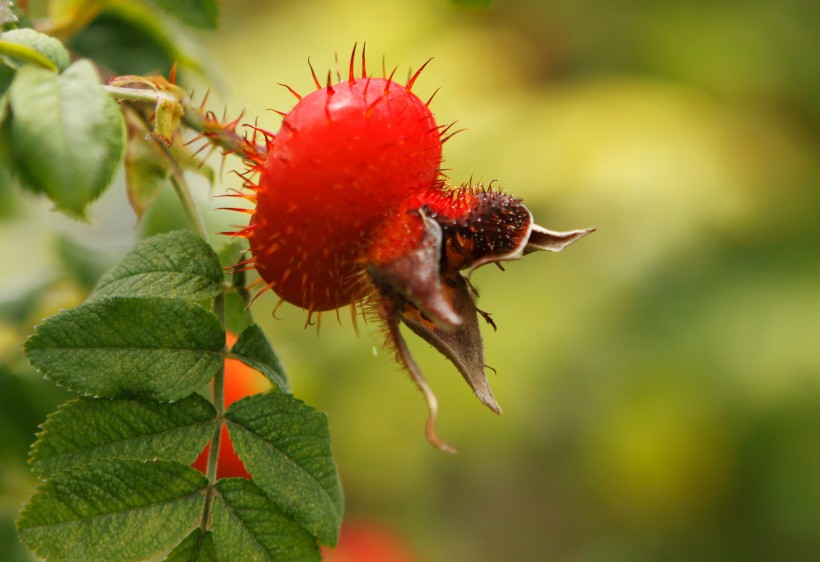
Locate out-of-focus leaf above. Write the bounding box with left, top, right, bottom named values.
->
left=17, top=460, right=206, bottom=562
left=225, top=393, right=343, bottom=546
left=143, top=0, right=219, bottom=30
left=212, top=478, right=321, bottom=561
left=53, top=234, right=114, bottom=290
left=29, top=394, right=216, bottom=478
left=68, top=2, right=219, bottom=81
left=230, top=324, right=290, bottom=393
left=92, top=230, right=223, bottom=301
left=0, top=63, right=11, bottom=101
left=164, top=529, right=218, bottom=562
left=8, top=60, right=125, bottom=219
left=0, top=366, right=72, bottom=460
left=69, top=10, right=173, bottom=76
left=25, top=297, right=225, bottom=401
left=449, top=0, right=493, bottom=7
left=0, top=28, right=70, bottom=71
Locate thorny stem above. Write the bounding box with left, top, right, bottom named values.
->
left=181, top=104, right=267, bottom=162
left=114, top=87, right=234, bottom=532
left=103, top=84, right=267, bottom=163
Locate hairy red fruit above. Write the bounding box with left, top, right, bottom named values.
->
left=232, top=49, right=594, bottom=452
left=249, top=75, right=442, bottom=311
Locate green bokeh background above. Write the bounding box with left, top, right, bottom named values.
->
left=2, top=0, right=818, bottom=560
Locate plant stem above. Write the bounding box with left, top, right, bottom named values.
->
left=159, top=125, right=226, bottom=532
left=168, top=172, right=209, bottom=241
left=104, top=84, right=267, bottom=163
left=200, top=291, right=226, bottom=531
left=103, top=85, right=180, bottom=105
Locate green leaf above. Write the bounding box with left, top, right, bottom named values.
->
left=30, top=394, right=217, bottom=478
left=225, top=393, right=343, bottom=546
left=213, top=478, right=320, bottom=562
left=92, top=231, right=223, bottom=301
left=25, top=297, right=225, bottom=401
left=230, top=324, right=290, bottom=393
left=8, top=59, right=125, bottom=219
left=144, top=0, right=219, bottom=30
left=0, top=28, right=71, bottom=71
left=164, top=529, right=218, bottom=562
left=68, top=2, right=221, bottom=83
left=17, top=460, right=207, bottom=562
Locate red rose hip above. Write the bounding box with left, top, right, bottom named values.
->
left=249, top=63, right=442, bottom=312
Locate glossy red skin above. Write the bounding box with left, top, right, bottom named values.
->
left=250, top=77, right=442, bottom=311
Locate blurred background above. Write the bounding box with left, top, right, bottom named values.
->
left=2, top=0, right=818, bottom=560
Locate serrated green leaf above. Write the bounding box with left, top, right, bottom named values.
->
left=213, top=478, right=320, bottom=562
left=25, top=297, right=225, bottom=401
left=92, top=231, right=223, bottom=301
left=164, top=528, right=219, bottom=562
left=230, top=325, right=289, bottom=393
left=144, top=0, right=219, bottom=30
left=8, top=59, right=125, bottom=219
left=225, top=393, right=343, bottom=546
left=17, top=460, right=207, bottom=562
left=30, top=394, right=217, bottom=478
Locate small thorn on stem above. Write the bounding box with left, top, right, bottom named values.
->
left=361, top=42, right=368, bottom=77
left=326, top=70, right=335, bottom=94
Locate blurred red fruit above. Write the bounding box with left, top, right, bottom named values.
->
left=192, top=333, right=271, bottom=479
left=322, top=519, right=421, bottom=562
